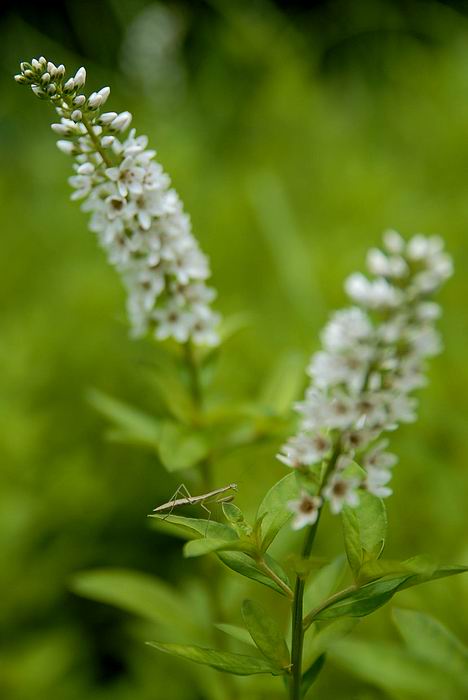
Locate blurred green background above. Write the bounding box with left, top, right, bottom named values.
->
left=1, top=1, right=468, bottom=698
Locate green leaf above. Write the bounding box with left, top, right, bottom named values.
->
left=393, top=608, right=468, bottom=687
left=215, top=623, right=255, bottom=647
left=70, top=568, right=196, bottom=635
left=183, top=537, right=255, bottom=558
left=301, top=654, right=326, bottom=698
left=259, top=351, right=306, bottom=416
left=341, top=492, right=387, bottom=578
left=241, top=599, right=290, bottom=668
left=357, top=555, right=436, bottom=585
left=147, top=642, right=284, bottom=676
left=257, top=473, right=299, bottom=550
left=314, top=565, right=468, bottom=620
left=330, top=638, right=455, bottom=695
left=304, top=555, right=347, bottom=612
left=157, top=421, right=209, bottom=472
left=218, top=552, right=291, bottom=597
left=88, top=389, right=160, bottom=447
left=149, top=514, right=237, bottom=541
left=304, top=618, right=358, bottom=668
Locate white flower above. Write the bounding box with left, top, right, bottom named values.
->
left=277, top=433, right=331, bottom=468
left=365, top=467, right=393, bottom=498
left=15, top=56, right=221, bottom=346
left=323, top=474, right=360, bottom=514
left=278, top=230, right=452, bottom=522
left=288, top=491, right=323, bottom=530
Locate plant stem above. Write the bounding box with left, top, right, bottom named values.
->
left=289, top=516, right=321, bottom=700
left=289, top=442, right=342, bottom=699
left=81, top=114, right=113, bottom=167
left=183, top=340, right=203, bottom=416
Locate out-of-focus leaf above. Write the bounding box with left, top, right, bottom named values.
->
left=304, top=555, right=347, bottom=612
left=87, top=389, right=160, bottom=447
left=70, top=568, right=196, bottom=634
left=257, top=473, right=299, bottom=550
left=304, top=618, right=358, bottom=668
left=215, top=623, right=255, bottom=647
left=157, top=421, right=209, bottom=471
left=341, top=492, right=387, bottom=578
left=149, top=514, right=237, bottom=541
left=301, top=654, right=326, bottom=698
left=241, top=599, right=290, bottom=668
left=330, top=638, right=454, bottom=695
left=393, top=608, right=468, bottom=687
left=147, top=642, right=284, bottom=675
left=147, top=368, right=195, bottom=425
left=259, top=351, right=305, bottom=416
left=183, top=536, right=255, bottom=558
left=218, top=552, right=291, bottom=596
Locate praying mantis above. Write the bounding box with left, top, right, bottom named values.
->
left=152, top=483, right=238, bottom=519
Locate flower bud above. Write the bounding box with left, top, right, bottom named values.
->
left=73, top=67, right=86, bottom=88
left=51, top=123, right=70, bottom=136
left=31, top=58, right=42, bottom=70
left=73, top=94, right=86, bottom=107
left=77, top=162, right=95, bottom=175
left=97, top=86, right=111, bottom=104
left=41, top=72, right=51, bottom=85
left=63, top=78, right=75, bottom=93
left=71, top=110, right=82, bottom=122
left=47, top=61, right=57, bottom=76
left=101, top=135, right=115, bottom=147
left=56, top=139, right=76, bottom=155
left=87, top=92, right=102, bottom=109
left=47, top=84, right=57, bottom=95
left=98, top=111, right=117, bottom=125
left=14, top=74, right=27, bottom=84
left=56, top=64, right=66, bottom=79
left=111, top=111, right=132, bottom=132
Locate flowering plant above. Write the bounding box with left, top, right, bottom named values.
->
left=16, top=57, right=467, bottom=700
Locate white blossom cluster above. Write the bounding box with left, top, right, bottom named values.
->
left=283, top=230, right=453, bottom=529
left=15, top=57, right=220, bottom=346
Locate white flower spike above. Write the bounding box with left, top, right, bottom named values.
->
left=279, top=231, right=452, bottom=522
left=15, top=57, right=220, bottom=347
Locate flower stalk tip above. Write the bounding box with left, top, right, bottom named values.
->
left=15, top=56, right=221, bottom=347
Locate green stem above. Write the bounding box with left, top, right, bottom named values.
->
left=183, top=340, right=203, bottom=416
left=289, top=442, right=342, bottom=699
left=289, top=516, right=321, bottom=700
left=81, top=114, right=113, bottom=167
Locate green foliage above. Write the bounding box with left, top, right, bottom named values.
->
left=241, top=599, right=290, bottom=668
left=70, top=568, right=198, bottom=635
left=312, top=565, right=468, bottom=621
left=341, top=492, right=387, bottom=579
left=147, top=642, right=285, bottom=676
left=331, top=609, right=468, bottom=697
left=257, top=473, right=299, bottom=550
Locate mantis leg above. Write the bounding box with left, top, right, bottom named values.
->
left=162, top=483, right=192, bottom=520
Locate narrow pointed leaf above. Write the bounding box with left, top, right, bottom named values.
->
left=215, top=623, right=255, bottom=646
left=257, top=473, right=299, bottom=550
left=70, top=568, right=196, bottom=634
left=330, top=638, right=455, bottom=695
left=184, top=537, right=255, bottom=558
left=147, top=642, right=284, bottom=675
left=218, top=552, right=291, bottom=596
left=393, top=608, right=468, bottom=687
left=88, top=389, right=161, bottom=447
left=301, top=654, right=326, bottom=698
left=314, top=565, right=468, bottom=620
left=241, top=599, right=290, bottom=668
